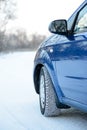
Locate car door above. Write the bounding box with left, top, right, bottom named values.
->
left=55, top=4, right=87, bottom=105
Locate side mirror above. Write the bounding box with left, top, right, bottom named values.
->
left=49, top=19, right=67, bottom=35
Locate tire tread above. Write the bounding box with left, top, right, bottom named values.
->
left=42, top=67, right=60, bottom=117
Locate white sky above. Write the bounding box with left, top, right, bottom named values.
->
left=7, top=0, right=84, bottom=35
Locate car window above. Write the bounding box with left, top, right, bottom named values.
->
left=74, top=5, right=87, bottom=33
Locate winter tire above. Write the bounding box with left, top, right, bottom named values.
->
left=39, top=66, right=61, bottom=117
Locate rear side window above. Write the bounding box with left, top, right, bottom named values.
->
left=74, top=5, right=87, bottom=33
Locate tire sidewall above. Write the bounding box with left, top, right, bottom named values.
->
left=39, top=68, right=46, bottom=115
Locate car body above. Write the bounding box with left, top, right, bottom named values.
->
left=33, top=0, right=87, bottom=116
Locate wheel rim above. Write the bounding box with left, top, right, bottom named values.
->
left=40, top=74, right=45, bottom=109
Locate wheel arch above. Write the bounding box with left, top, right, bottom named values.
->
left=33, top=48, right=70, bottom=108
left=33, top=63, right=43, bottom=94
left=33, top=49, right=62, bottom=98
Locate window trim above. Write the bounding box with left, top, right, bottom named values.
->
left=73, top=4, right=87, bottom=34
left=67, top=2, right=87, bottom=35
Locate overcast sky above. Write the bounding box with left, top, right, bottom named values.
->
left=7, top=0, right=84, bottom=35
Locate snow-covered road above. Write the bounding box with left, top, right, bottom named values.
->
left=0, top=51, right=87, bottom=130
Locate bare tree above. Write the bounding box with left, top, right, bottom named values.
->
left=0, top=0, right=17, bottom=52
left=0, top=0, right=17, bottom=31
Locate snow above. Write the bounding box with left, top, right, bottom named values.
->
left=0, top=51, right=87, bottom=130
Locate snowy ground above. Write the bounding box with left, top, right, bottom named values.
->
left=0, top=51, right=87, bottom=130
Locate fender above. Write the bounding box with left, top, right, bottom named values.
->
left=34, top=48, right=64, bottom=103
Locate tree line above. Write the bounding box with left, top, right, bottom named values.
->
left=0, top=30, right=47, bottom=52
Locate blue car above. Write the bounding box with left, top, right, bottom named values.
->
left=33, top=0, right=87, bottom=116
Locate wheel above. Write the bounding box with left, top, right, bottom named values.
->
left=39, top=66, right=61, bottom=117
